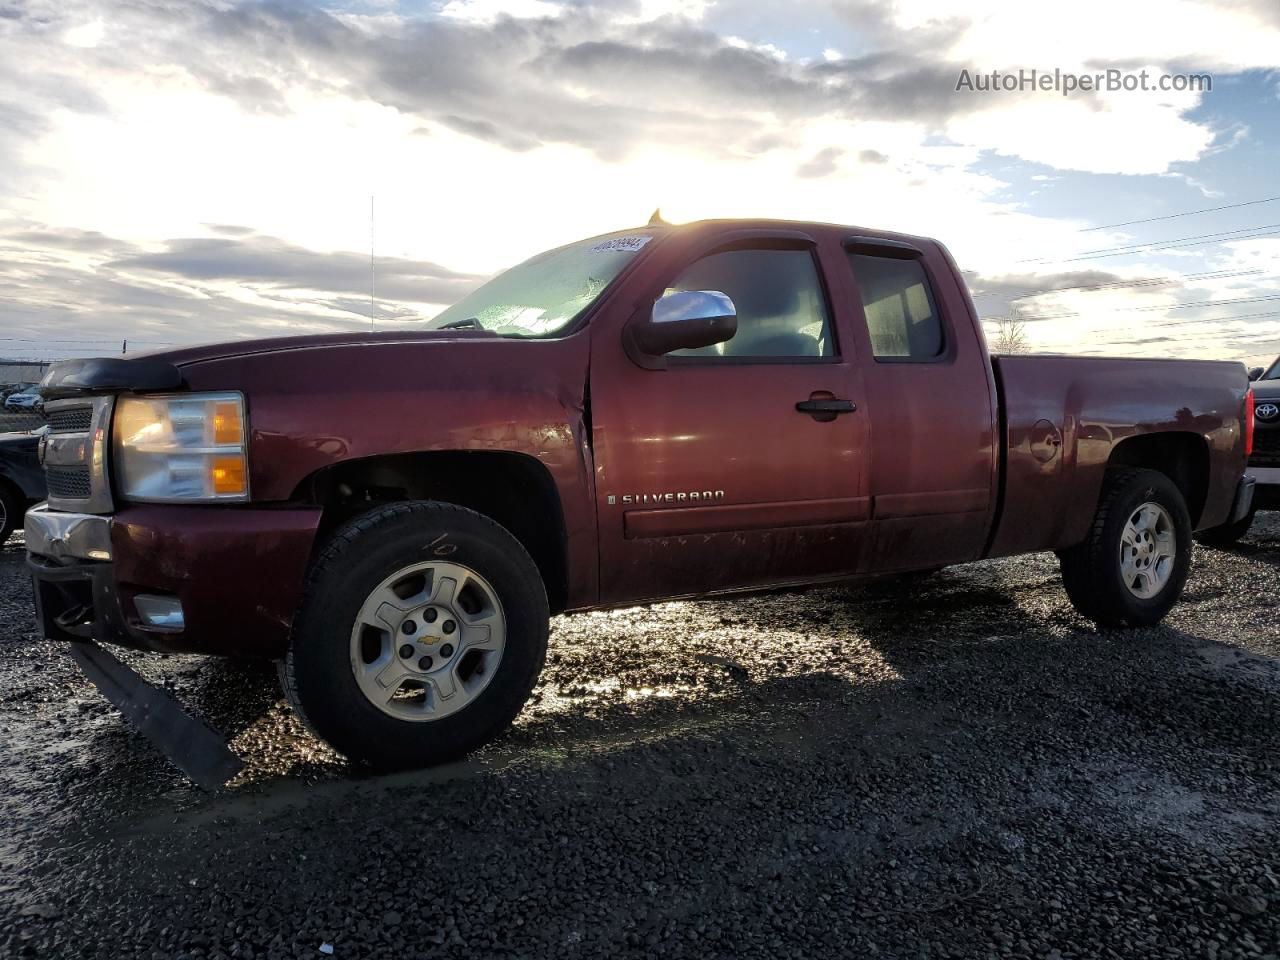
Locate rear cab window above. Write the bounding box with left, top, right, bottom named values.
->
left=847, top=252, right=945, bottom=362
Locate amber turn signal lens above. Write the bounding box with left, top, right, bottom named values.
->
left=212, top=401, right=243, bottom=446
left=210, top=455, right=247, bottom=495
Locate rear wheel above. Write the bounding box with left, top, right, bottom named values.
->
left=1194, top=507, right=1256, bottom=548
left=281, top=501, right=548, bottom=769
left=1059, top=468, right=1192, bottom=628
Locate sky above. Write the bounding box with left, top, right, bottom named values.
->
left=0, top=0, right=1278, bottom=365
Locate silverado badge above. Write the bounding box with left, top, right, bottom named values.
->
left=606, top=491, right=726, bottom=506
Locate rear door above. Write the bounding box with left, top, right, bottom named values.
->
left=589, top=230, right=872, bottom=604
left=837, top=238, right=998, bottom=571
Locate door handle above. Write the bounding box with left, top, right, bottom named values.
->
left=795, top=398, right=857, bottom=416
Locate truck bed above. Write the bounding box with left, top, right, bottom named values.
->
left=987, top=354, right=1250, bottom=559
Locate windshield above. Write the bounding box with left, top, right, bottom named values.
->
left=427, top=229, right=664, bottom=338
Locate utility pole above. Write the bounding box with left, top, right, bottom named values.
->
left=121, top=339, right=127, bottom=355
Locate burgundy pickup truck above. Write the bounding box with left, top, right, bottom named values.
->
left=27, top=218, right=1256, bottom=771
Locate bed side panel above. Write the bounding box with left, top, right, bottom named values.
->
left=987, top=355, right=1247, bottom=558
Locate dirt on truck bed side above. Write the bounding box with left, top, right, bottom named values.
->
left=3, top=523, right=1280, bottom=959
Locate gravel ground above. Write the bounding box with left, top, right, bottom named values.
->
left=3, top=518, right=1280, bottom=959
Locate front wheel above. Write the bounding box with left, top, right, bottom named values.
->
left=0, top=480, right=20, bottom=545
left=1059, top=468, right=1192, bottom=628
left=280, top=501, right=549, bottom=769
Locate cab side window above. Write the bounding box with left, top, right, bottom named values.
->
left=668, top=248, right=834, bottom=359
left=847, top=253, right=944, bottom=361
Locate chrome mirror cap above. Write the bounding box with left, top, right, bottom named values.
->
left=652, top=289, right=736, bottom=326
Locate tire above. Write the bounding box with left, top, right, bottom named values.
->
left=1058, top=468, right=1192, bottom=629
left=1194, top=507, right=1256, bottom=548
left=0, top=481, right=20, bottom=545
left=281, top=500, right=548, bottom=769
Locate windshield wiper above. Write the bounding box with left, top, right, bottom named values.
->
left=438, top=317, right=481, bottom=330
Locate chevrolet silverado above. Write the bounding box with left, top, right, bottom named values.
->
left=27, top=218, right=1256, bottom=770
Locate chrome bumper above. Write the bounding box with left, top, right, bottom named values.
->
left=24, top=503, right=112, bottom=562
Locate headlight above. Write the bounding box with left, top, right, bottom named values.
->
left=113, top=392, right=249, bottom=502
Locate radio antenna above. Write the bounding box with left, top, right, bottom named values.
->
left=370, top=195, right=377, bottom=332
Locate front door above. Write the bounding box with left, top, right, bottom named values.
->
left=589, top=234, right=871, bottom=604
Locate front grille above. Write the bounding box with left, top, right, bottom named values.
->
left=46, top=465, right=92, bottom=499
left=1250, top=429, right=1280, bottom=467
left=41, top=396, right=114, bottom=514
left=47, top=407, right=93, bottom=434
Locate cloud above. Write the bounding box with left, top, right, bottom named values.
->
left=968, top=259, right=1280, bottom=361
left=17, top=1, right=1002, bottom=166
left=0, top=222, right=487, bottom=358
left=1, top=0, right=1259, bottom=191
left=1, top=0, right=1277, bottom=364
left=5, top=225, right=135, bottom=255
left=796, top=147, right=843, bottom=178
left=112, top=233, right=483, bottom=305
left=966, top=268, right=1135, bottom=318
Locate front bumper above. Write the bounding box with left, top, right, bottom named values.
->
left=25, top=504, right=113, bottom=562
left=27, top=502, right=323, bottom=656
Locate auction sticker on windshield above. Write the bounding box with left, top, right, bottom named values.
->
left=590, top=236, right=653, bottom=253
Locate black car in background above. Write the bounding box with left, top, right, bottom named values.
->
left=0, top=427, right=45, bottom=544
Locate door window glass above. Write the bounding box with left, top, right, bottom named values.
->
left=667, top=249, right=833, bottom=359
left=848, top=253, right=944, bottom=360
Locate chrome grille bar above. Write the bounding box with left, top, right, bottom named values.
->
left=41, top=395, right=115, bottom=514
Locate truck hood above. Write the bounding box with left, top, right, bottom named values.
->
left=151, top=328, right=501, bottom=367
left=39, top=329, right=501, bottom=399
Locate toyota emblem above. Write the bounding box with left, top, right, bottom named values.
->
left=1257, top=402, right=1280, bottom=422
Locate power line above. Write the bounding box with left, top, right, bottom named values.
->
left=1063, top=229, right=1280, bottom=263
left=968, top=268, right=1269, bottom=303
left=1021, top=222, right=1280, bottom=264
left=1143, top=308, right=1280, bottom=330
left=1081, top=195, right=1280, bottom=232
left=1074, top=223, right=1280, bottom=257
left=1020, top=310, right=1280, bottom=339
left=1013, top=293, right=1280, bottom=322
left=978, top=309, right=1280, bottom=349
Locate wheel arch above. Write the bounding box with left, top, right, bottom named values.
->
left=292, top=451, right=570, bottom=614
left=1105, top=430, right=1211, bottom=527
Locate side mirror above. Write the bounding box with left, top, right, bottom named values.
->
left=631, top=290, right=737, bottom=357
left=1249, top=367, right=1265, bottom=381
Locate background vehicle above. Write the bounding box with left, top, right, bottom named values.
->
left=1198, top=356, right=1279, bottom=545
left=0, top=427, right=46, bottom=543
left=0, top=382, right=37, bottom=401
left=26, top=219, right=1254, bottom=771
left=4, top=388, right=43, bottom=412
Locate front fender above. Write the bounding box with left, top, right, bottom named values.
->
left=180, top=332, right=597, bottom=604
